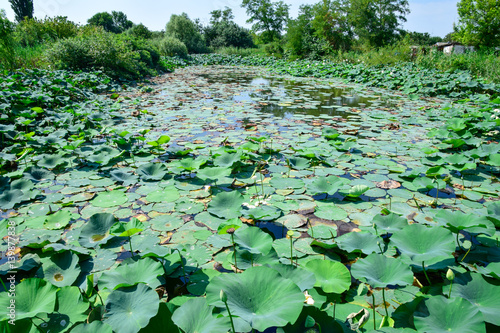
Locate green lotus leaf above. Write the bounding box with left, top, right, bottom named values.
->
left=234, top=226, right=274, bottom=255
left=92, top=190, right=128, bottom=208
left=322, top=127, right=340, bottom=140
left=87, top=146, right=120, bottom=164
left=307, top=176, right=345, bottom=196
left=414, top=296, right=485, bottom=333
left=270, top=176, right=305, bottom=190
left=172, top=298, right=231, bottom=333
left=287, top=157, right=310, bottom=170
left=71, top=321, right=113, bottom=333
left=110, top=169, right=138, bottom=185
left=267, top=264, right=316, bottom=292
left=314, top=205, right=348, bottom=221
left=176, top=157, right=207, bottom=171
left=486, top=201, right=500, bottom=227
left=112, top=218, right=144, bottom=237
left=99, top=257, right=164, bottom=290
left=345, top=184, right=370, bottom=198
left=214, top=151, right=242, bottom=168
left=0, top=189, right=24, bottom=210
left=23, top=167, right=55, bottom=183
left=104, top=284, right=160, bottom=333
left=304, top=259, right=351, bottom=294
left=434, top=210, right=495, bottom=235
left=136, top=163, right=167, bottom=180
left=206, top=266, right=304, bottom=331
left=446, top=118, right=467, bottom=132
left=241, top=204, right=282, bottom=221
left=450, top=272, right=500, bottom=326
left=37, top=154, right=65, bottom=169
left=488, top=153, right=500, bottom=166
left=147, top=135, right=170, bottom=146
left=37, top=251, right=81, bottom=287
left=44, top=209, right=75, bottom=230
left=207, top=190, right=244, bottom=219
left=372, top=213, right=408, bottom=233
left=0, top=278, right=57, bottom=321
left=278, top=305, right=344, bottom=332
left=145, top=186, right=180, bottom=203
left=390, top=223, right=455, bottom=266
left=10, top=178, right=33, bottom=193
left=336, top=231, right=381, bottom=255
left=79, top=213, right=117, bottom=248
left=351, top=253, right=413, bottom=288
left=197, top=166, right=232, bottom=181
left=56, top=286, right=89, bottom=324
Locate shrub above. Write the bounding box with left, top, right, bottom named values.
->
left=45, top=29, right=164, bottom=79
left=0, top=10, right=16, bottom=69
left=125, top=23, right=153, bottom=39
left=204, top=21, right=253, bottom=49
left=14, top=16, right=78, bottom=47
left=157, top=36, right=188, bottom=58
left=165, top=13, right=208, bottom=54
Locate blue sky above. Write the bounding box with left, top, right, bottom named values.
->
left=0, top=0, right=459, bottom=37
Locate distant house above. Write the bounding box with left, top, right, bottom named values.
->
left=433, top=42, right=474, bottom=54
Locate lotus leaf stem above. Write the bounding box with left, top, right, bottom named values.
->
left=372, top=293, right=376, bottom=330
left=461, top=246, right=472, bottom=262
left=422, top=261, right=431, bottom=285
left=382, top=289, right=389, bottom=318
left=0, top=277, right=7, bottom=293
left=173, top=248, right=188, bottom=283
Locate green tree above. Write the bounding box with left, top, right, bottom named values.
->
left=312, top=0, right=353, bottom=50
left=241, top=0, right=290, bottom=43
left=204, top=7, right=253, bottom=48
left=87, top=11, right=133, bottom=33
left=165, top=13, right=207, bottom=53
left=348, top=0, right=409, bottom=47
left=404, top=31, right=443, bottom=45
left=0, top=9, right=16, bottom=69
left=8, top=0, right=33, bottom=22
left=454, top=0, right=500, bottom=47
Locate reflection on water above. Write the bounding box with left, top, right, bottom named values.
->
left=199, top=72, right=378, bottom=119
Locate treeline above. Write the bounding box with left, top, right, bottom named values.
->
left=1, top=0, right=499, bottom=81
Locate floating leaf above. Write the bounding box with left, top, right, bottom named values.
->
left=207, top=191, right=244, bottom=219
left=104, top=284, right=160, bottom=333
left=92, top=191, right=128, bottom=208
left=79, top=213, right=117, bottom=248
left=206, top=266, right=304, bottom=331
left=172, top=298, right=231, bottom=333
left=304, top=259, right=351, bottom=294
left=351, top=253, right=413, bottom=288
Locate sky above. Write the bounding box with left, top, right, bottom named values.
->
left=0, top=0, right=459, bottom=38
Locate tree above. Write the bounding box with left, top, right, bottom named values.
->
left=87, top=11, right=133, bottom=33
left=204, top=7, right=254, bottom=49
left=348, top=0, right=410, bottom=47
left=8, top=0, right=33, bottom=22
left=404, top=31, right=442, bottom=45
left=241, top=0, right=290, bottom=43
left=166, top=13, right=207, bottom=53
left=454, top=0, right=500, bottom=47
left=312, top=0, right=353, bottom=51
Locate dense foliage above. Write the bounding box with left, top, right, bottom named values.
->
left=165, top=13, right=208, bottom=54
left=87, top=11, right=134, bottom=34
left=8, top=0, right=32, bottom=22
left=454, top=0, right=500, bottom=47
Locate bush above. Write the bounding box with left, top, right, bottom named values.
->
left=165, top=13, right=208, bottom=54
left=45, top=29, right=165, bottom=79
left=204, top=21, right=253, bottom=49
left=157, top=36, right=188, bottom=58
left=0, top=10, right=16, bottom=69
left=14, top=16, right=78, bottom=47
left=125, top=23, right=152, bottom=39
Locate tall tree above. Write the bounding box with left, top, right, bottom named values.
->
left=8, top=0, right=34, bottom=22
left=87, top=11, right=133, bottom=33
left=166, top=13, right=207, bottom=53
left=241, top=0, right=290, bottom=43
left=312, top=0, right=353, bottom=50
left=205, top=7, right=253, bottom=48
left=454, top=0, right=500, bottom=47
left=348, top=0, right=409, bottom=47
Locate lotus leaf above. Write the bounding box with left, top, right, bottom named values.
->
left=37, top=251, right=81, bottom=287
left=414, top=296, right=485, bottom=333
left=234, top=226, right=273, bottom=255
left=79, top=213, right=117, bottom=248
left=104, top=284, right=160, bottom=333
left=92, top=190, right=128, bottom=208
left=305, top=259, right=351, bottom=294
left=99, top=257, right=164, bottom=290
left=390, top=224, right=455, bottom=267
left=172, top=298, right=231, bottom=333
left=351, top=253, right=413, bottom=288
left=136, top=163, right=167, bottom=180
left=206, top=266, right=304, bottom=331
left=207, top=190, right=244, bottom=219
